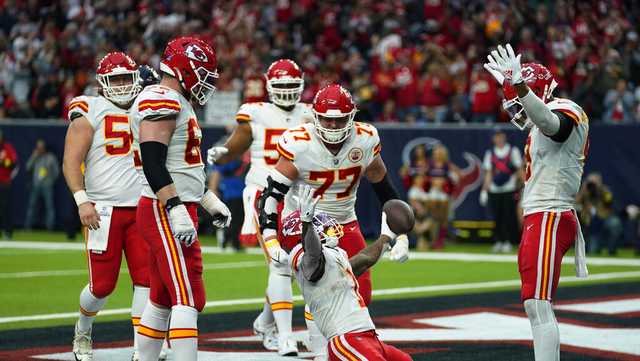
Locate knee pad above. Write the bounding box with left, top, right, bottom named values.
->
left=269, top=260, right=292, bottom=277
left=524, top=298, right=556, bottom=326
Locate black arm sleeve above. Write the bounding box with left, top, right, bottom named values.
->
left=140, top=141, right=174, bottom=193
left=301, top=222, right=326, bottom=282
left=257, top=175, right=290, bottom=232
left=371, top=174, right=400, bottom=205
left=549, top=111, right=575, bottom=143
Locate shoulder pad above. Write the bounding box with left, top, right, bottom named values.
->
left=277, top=124, right=312, bottom=161
left=135, top=86, right=181, bottom=121
left=354, top=122, right=381, bottom=156
left=548, top=98, right=587, bottom=125
left=236, top=102, right=259, bottom=123
left=67, top=96, right=92, bottom=121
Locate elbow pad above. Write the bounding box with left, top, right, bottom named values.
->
left=140, top=141, right=173, bottom=193
left=371, top=174, right=399, bottom=205
left=257, top=173, right=292, bottom=232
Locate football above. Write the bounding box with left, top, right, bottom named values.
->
left=382, top=199, right=415, bottom=234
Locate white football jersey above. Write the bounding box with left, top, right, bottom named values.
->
left=289, top=243, right=375, bottom=339
left=68, top=96, right=141, bottom=206
left=236, top=102, right=313, bottom=188
left=521, top=97, right=589, bottom=215
left=130, top=85, right=205, bottom=202
left=277, top=122, right=381, bottom=224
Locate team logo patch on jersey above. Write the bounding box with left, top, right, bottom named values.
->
left=349, top=147, right=363, bottom=163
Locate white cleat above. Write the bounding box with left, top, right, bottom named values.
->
left=501, top=242, right=513, bottom=253
left=278, top=335, right=299, bottom=357
left=132, top=348, right=168, bottom=360
left=253, top=318, right=279, bottom=351
left=72, top=322, right=93, bottom=361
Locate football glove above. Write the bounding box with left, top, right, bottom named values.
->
left=298, top=184, right=320, bottom=222
left=168, top=204, right=197, bottom=247
left=201, top=190, right=231, bottom=228
left=485, top=43, right=523, bottom=85
left=389, top=234, right=409, bottom=263
left=206, top=146, right=229, bottom=165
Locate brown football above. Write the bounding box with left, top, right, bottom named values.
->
left=382, top=199, right=415, bottom=234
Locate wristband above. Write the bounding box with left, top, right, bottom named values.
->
left=165, top=196, right=182, bottom=212
left=73, top=190, right=90, bottom=206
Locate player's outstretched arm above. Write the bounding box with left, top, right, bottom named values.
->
left=208, top=122, right=253, bottom=165
left=349, top=213, right=395, bottom=277
left=298, top=185, right=325, bottom=282
left=63, top=116, right=100, bottom=230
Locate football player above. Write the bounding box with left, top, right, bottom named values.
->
left=257, top=83, right=409, bottom=358
left=130, top=36, right=231, bottom=361
left=206, top=59, right=313, bottom=355
left=63, top=52, right=148, bottom=361
left=485, top=44, right=589, bottom=361
left=286, top=185, right=412, bottom=361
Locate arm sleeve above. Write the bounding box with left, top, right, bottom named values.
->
left=301, top=222, right=326, bottom=282
left=257, top=170, right=293, bottom=238
left=519, top=90, right=560, bottom=136
left=548, top=111, right=575, bottom=143
left=371, top=174, right=400, bottom=205
left=140, top=141, right=174, bottom=193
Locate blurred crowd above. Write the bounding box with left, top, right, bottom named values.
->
left=2, top=1, right=640, bottom=123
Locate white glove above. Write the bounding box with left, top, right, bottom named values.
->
left=201, top=190, right=231, bottom=228
left=206, top=146, right=228, bottom=165
left=380, top=212, right=397, bottom=239
left=485, top=43, right=523, bottom=85
left=298, top=184, right=320, bottom=222
left=389, top=234, right=409, bottom=263
left=168, top=204, right=197, bottom=247
left=479, top=189, right=488, bottom=207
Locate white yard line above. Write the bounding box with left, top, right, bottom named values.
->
left=1, top=270, right=639, bottom=324
left=0, top=261, right=266, bottom=279
left=3, top=240, right=639, bottom=266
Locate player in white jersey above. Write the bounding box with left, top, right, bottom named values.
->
left=206, top=59, right=313, bottom=355
left=257, top=84, right=410, bottom=359
left=130, top=36, right=231, bottom=361
left=282, top=185, right=412, bottom=361
left=63, top=52, right=148, bottom=361
left=485, top=44, right=589, bottom=361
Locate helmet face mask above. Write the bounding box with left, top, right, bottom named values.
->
left=266, top=59, right=304, bottom=107
left=312, top=84, right=357, bottom=144
left=96, top=52, right=141, bottom=105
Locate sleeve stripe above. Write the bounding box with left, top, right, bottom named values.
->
left=373, top=143, right=382, bottom=155
left=276, top=143, right=295, bottom=161
left=138, top=101, right=181, bottom=112
left=69, top=101, right=89, bottom=113
left=554, top=108, right=580, bottom=125
left=236, top=113, right=251, bottom=122
left=292, top=247, right=305, bottom=272
left=139, top=99, right=180, bottom=107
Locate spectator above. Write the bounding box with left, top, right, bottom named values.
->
left=206, top=151, right=248, bottom=252
left=480, top=129, right=523, bottom=253
left=419, top=62, right=452, bottom=123
left=603, top=79, right=636, bottom=123
left=0, top=130, right=17, bottom=239
left=407, top=175, right=431, bottom=250
left=577, top=173, right=623, bottom=255
left=24, top=139, right=59, bottom=230
left=469, top=64, right=501, bottom=123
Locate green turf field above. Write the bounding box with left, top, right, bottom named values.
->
left=1, top=231, right=639, bottom=332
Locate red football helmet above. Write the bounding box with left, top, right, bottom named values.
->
left=96, top=52, right=141, bottom=105
left=502, top=63, right=558, bottom=130
left=312, top=84, right=357, bottom=144
left=265, top=59, right=304, bottom=107
left=280, top=210, right=343, bottom=252
left=159, top=36, right=219, bottom=105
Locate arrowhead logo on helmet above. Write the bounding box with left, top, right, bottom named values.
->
left=159, top=36, right=219, bottom=105
left=502, top=63, right=558, bottom=130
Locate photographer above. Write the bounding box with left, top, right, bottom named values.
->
left=577, top=173, right=623, bottom=255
